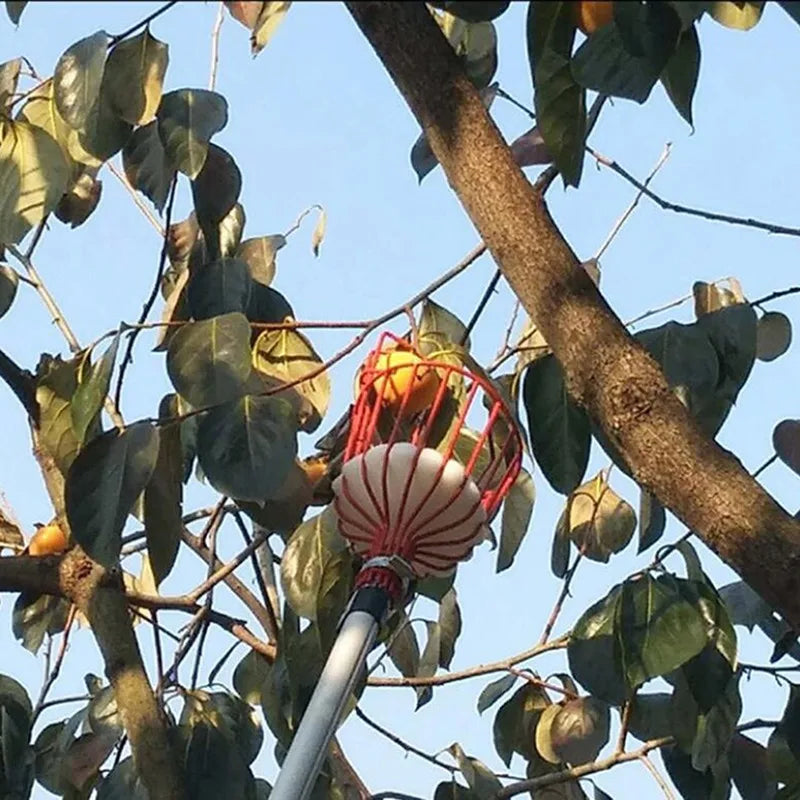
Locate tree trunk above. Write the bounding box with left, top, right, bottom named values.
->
left=345, top=2, right=800, bottom=628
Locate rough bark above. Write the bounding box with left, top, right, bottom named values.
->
left=345, top=2, right=800, bottom=627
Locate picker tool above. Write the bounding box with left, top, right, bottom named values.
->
left=271, top=332, right=523, bottom=800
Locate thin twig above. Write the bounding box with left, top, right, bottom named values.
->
left=114, top=176, right=178, bottom=412
left=107, top=161, right=165, bottom=236
left=588, top=146, right=800, bottom=238
left=751, top=286, right=800, bottom=306
left=283, top=204, right=323, bottom=239
left=32, top=604, right=76, bottom=724
left=538, top=554, right=582, bottom=646
left=638, top=754, right=676, bottom=800
left=595, top=144, right=672, bottom=261
left=461, top=269, right=501, bottom=345
left=191, top=516, right=219, bottom=689
left=615, top=700, right=632, bottom=755
left=208, top=2, right=225, bottom=91
left=109, top=0, right=180, bottom=45
left=366, top=635, right=568, bottom=688
left=752, top=453, right=778, bottom=479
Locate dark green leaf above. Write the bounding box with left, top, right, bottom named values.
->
left=103, top=29, right=168, bottom=125
left=433, top=780, right=476, bottom=800
left=418, top=298, right=470, bottom=352
left=54, top=31, right=108, bottom=128
left=192, top=144, right=242, bottom=259
left=196, top=394, right=297, bottom=502
left=65, top=422, right=160, bottom=566
left=234, top=649, right=271, bottom=706
left=143, top=395, right=184, bottom=586
left=387, top=613, right=421, bottom=679
left=691, top=670, right=741, bottom=772
left=315, top=549, right=354, bottom=655
left=96, top=758, right=148, bottom=800
left=717, top=580, right=772, bottom=632
left=410, top=131, right=438, bottom=183
left=572, top=3, right=681, bottom=104
left=417, top=571, right=456, bottom=602
left=157, top=88, right=228, bottom=178
left=35, top=353, right=83, bottom=474
left=70, top=332, right=120, bottom=443
left=522, top=354, right=590, bottom=494
left=661, top=745, right=721, bottom=800
left=122, top=121, right=175, bottom=213
left=477, top=674, right=517, bottom=715
left=593, top=787, right=614, bottom=800
left=166, top=312, right=252, bottom=408
left=551, top=513, right=571, bottom=578
left=438, top=588, right=462, bottom=669
left=54, top=167, right=102, bottom=229
left=237, top=235, right=286, bottom=286
left=416, top=622, right=441, bottom=709
left=493, top=683, right=549, bottom=765
left=0, top=264, right=19, bottom=319
left=497, top=467, right=534, bottom=573
left=660, top=25, right=700, bottom=126
left=638, top=490, right=666, bottom=553
left=779, top=684, right=800, bottom=763
left=526, top=1, right=585, bottom=186
left=5, top=1, right=26, bottom=24
left=431, top=2, right=510, bottom=22
left=188, top=258, right=252, bottom=320
left=757, top=311, right=793, bottom=362
left=729, top=732, right=777, bottom=800
left=628, top=693, right=673, bottom=742
left=12, top=592, right=70, bottom=654
left=71, top=86, right=132, bottom=164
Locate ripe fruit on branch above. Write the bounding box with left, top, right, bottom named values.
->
left=368, top=347, right=441, bottom=416
left=28, top=522, right=68, bottom=556
left=572, top=1, right=613, bottom=35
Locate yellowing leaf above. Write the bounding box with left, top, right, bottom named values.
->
left=564, top=471, right=636, bottom=562
left=251, top=2, right=292, bottom=55
left=103, top=29, right=169, bottom=125
left=311, top=207, right=326, bottom=257
left=53, top=30, right=109, bottom=129
left=709, top=1, right=764, bottom=30
left=0, top=121, right=70, bottom=245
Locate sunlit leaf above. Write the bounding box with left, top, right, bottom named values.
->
left=53, top=30, right=108, bottom=129
left=103, top=29, right=168, bottom=125
left=157, top=88, right=228, bottom=178
left=447, top=742, right=503, bottom=798
left=0, top=121, right=70, bottom=245
left=497, top=467, right=534, bottom=572
left=493, top=682, right=549, bottom=766
left=233, top=649, right=271, bottom=706
left=0, top=58, right=21, bottom=110
left=65, top=422, right=160, bottom=566
left=386, top=612, right=421, bottom=678
left=549, top=697, right=610, bottom=766
left=0, top=264, right=18, bottom=319
left=535, top=703, right=563, bottom=764
left=166, top=312, right=252, bottom=408
left=251, top=2, right=292, bottom=55
left=311, top=207, right=326, bottom=257
left=709, top=1, right=764, bottom=30
left=431, top=2, right=510, bottom=23
left=196, top=394, right=298, bottom=502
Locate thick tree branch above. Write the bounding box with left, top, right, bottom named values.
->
left=346, top=1, right=800, bottom=630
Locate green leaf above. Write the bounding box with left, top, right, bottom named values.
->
left=691, top=670, right=741, bottom=772
left=549, top=697, right=610, bottom=766
left=551, top=512, right=571, bottom=578
left=0, top=120, right=70, bottom=245
left=0, top=674, right=32, bottom=729
left=54, top=166, right=102, bottom=229
left=0, top=264, right=18, bottom=319
left=53, top=31, right=108, bottom=129
left=438, top=588, right=462, bottom=669
left=774, top=419, right=800, bottom=477
left=122, top=121, right=175, bottom=213
left=187, top=258, right=252, bottom=321
left=522, top=354, right=590, bottom=495
left=418, top=298, right=470, bottom=352
left=416, top=621, right=442, bottom=709
left=447, top=742, right=503, bottom=799
left=102, top=29, right=169, bottom=125
left=661, top=745, right=726, bottom=800
left=157, top=88, right=228, bottom=179
left=477, top=674, right=517, bottom=715
left=280, top=506, right=346, bottom=620
left=386, top=612, right=421, bottom=678
left=65, top=422, right=160, bottom=566
left=0, top=58, right=21, bottom=111
left=410, top=131, right=438, bottom=184
left=247, top=282, right=294, bottom=328
left=717, top=580, right=771, bottom=632
left=627, top=692, right=673, bottom=742
left=496, top=467, right=534, bottom=573
left=433, top=781, right=476, bottom=800
left=35, top=353, right=84, bottom=474
left=237, top=235, right=286, bottom=286
left=96, top=758, right=148, bottom=800
left=492, top=683, right=549, bottom=765
left=192, top=144, right=242, bottom=259
left=779, top=684, right=800, bottom=763
left=143, top=395, right=184, bottom=586
left=315, top=547, right=354, bottom=655
left=196, top=394, right=298, bottom=502
left=660, top=25, right=700, bottom=127
left=252, top=328, right=330, bottom=432
left=730, top=732, right=778, bottom=800
left=527, top=1, right=585, bottom=187
left=70, top=333, right=120, bottom=443
left=757, top=311, right=793, bottom=362
left=69, top=85, right=132, bottom=165
left=233, top=649, right=271, bottom=706
left=572, top=3, right=681, bottom=104
left=166, top=312, right=252, bottom=408
left=5, top=2, right=26, bottom=24
left=638, top=490, right=666, bottom=553
left=12, top=592, right=70, bottom=654
left=251, top=1, right=292, bottom=56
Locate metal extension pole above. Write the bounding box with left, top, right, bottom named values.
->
left=270, top=589, right=388, bottom=800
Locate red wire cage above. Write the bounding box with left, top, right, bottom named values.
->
left=332, top=331, right=524, bottom=589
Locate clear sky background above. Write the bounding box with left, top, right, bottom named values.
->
left=2, top=2, right=800, bottom=798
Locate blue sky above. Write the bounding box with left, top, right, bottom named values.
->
left=2, top=2, right=800, bottom=798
